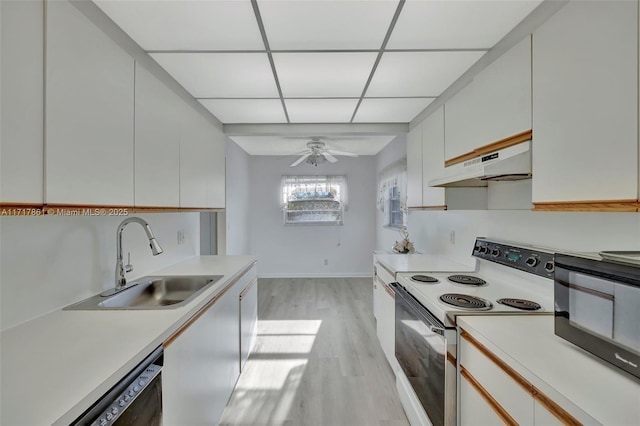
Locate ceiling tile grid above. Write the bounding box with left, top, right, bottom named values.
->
left=96, top=0, right=543, bottom=144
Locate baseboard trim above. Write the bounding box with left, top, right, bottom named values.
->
left=257, top=273, right=373, bottom=279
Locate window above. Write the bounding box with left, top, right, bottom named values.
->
left=281, top=175, right=348, bottom=225
left=378, top=159, right=407, bottom=229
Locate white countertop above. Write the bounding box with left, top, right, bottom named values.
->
left=374, top=253, right=476, bottom=275
left=0, top=255, right=256, bottom=426
left=457, top=316, right=640, bottom=425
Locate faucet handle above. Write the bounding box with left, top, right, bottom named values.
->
left=125, top=252, right=133, bottom=273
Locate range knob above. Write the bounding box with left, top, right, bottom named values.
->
left=491, top=249, right=501, bottom=257
left=479, top=246, right=489, bottom=254
left=525, top=256, right=539, bottom=267
left=544, top=261, right=555, bottom=273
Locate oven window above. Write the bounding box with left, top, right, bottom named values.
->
left=395, top=299, right=445, bottom=425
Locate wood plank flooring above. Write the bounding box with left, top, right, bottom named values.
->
left=219, top=277, right=409, bottom=426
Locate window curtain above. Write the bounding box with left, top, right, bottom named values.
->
left=281, top=175, right=349, bottom=210
left=377, top=158, right=407, bottom=219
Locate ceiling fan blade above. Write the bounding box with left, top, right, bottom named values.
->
left=290, top=153, right=311, bottom=167
left=323, top=152, right=338, bottom=163
left=327, top=149, right=359, bottom=157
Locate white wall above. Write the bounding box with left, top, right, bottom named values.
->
left=225, top=139, right=251, bottom=255
left=375, top=135, right=407, bottom=251
left=249, top=155, right=376, bottom=277
left=0, top=213, right=199, bottom=330
left=408, top=206, right=640, bottom=266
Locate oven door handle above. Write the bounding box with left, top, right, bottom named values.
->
left=429, top=325, right=445, bottom=336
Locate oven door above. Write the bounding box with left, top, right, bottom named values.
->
left=72, top=346, right=163, bottom=426
left=393, top=283, right=456, bottom=426
left=555, top=254, right=640, bottom=379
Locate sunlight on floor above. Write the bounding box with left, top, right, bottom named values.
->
left=225, top=319, right=323, bottom=423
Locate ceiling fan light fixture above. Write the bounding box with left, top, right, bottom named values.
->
left=305, top=154, right=327, bottom=167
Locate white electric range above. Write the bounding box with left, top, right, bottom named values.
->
left=392, top=238, right=557, bottom=426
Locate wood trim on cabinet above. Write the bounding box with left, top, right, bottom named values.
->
left=239, top=277, right=258, bottom=300
left=447, top=351, right=457, bottom=367
left=39, top=204, right=223, bottom=215
left=461, top=331, right=534, bottom=394
left=0, top=204, right=43, bottom=216
left=460, top=330, right=582, bottom=426
left=408, top=205, right=448, bottom=211
left=382, top=281, right=395, bottom=299
left=460, top=366, right=518, bottom=426
left=444, top=129, right=533, bottom=167
left=163, top=261, right=257, bottom=348
left=532, top=199, right=639, bottom=212
left=533, top=389, right=582, bottom=426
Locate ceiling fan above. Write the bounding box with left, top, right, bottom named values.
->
left=290, top=137, right=358, bottom=167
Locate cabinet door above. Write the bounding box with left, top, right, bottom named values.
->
left=422, top=106, right=446, bottom=207
left=532, top=1, right=638, bottom=203
left=0, top=0, right=43, bottom=203
left=406, top=123, right=423, bottom=208
left=459, top=373, right=506, bottom=426
left=445, top=36, right=531, bottom=162
left=134, top=63, right=180, bottom=207
left=240, top=277, right=258, bottom=371
left=378, top=282, right=399, bottom=373
left=45, top=0, right=134, bottom=205
left=180, top=106, right=224, bottom=208
left=205, top=124, right=226, bottom=209
left=163, top=285, right=240, bottom=425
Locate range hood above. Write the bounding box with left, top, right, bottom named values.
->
left=429, top=141, right=531, bottom=188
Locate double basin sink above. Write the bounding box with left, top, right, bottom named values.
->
left=65, top=275, right=223, bottom=310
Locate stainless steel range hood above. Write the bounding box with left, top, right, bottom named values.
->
left=428, top=141, right=531, bottom=188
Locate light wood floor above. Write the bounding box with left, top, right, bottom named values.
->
left=219, top=277, right=409, bottom=426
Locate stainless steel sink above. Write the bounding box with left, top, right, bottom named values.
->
left=65, top=275, right=224, bottom=310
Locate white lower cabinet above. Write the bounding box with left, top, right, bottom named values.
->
left=459, top=373, right=505, bottom=426
left=240, top=276, right=258, bottom=371
left=163, top=265, right=257, bottom=425
left=374, top=261, right=399, bottom=373
left=163, top=286, right=239, bottom=426
left=458, top=330, right=594, bottom=426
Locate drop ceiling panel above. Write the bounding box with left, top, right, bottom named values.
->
left=388, top=0, right=542, bottom=49
left=285, top=99, right=359, bottom=123
left=199, top=99, right=286, bottom=124
left=273, top=53, right=377, bottom=97
left=94, top=0, right=264, bottom=50
left=150, top=53, right=278, bottom=98
left=354, top=98, right=435, bottom=123
left=258, top=0, right=397, bottom=50
left=230, top=135, right=397, bottom=155
left=367, top=51, right=485, bottom=97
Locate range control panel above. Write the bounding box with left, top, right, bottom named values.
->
left=472, top=238, right=555, bottom=279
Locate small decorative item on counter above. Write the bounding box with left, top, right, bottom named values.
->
left=392, top=227, right=415, bottom=254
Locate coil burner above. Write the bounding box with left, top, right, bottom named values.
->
left=497, top=298, right=541, bottom=311
left=439, top=293, right=493, bottom=310
left=411, top=275, right=439, bottom=283
left=447, top=275, right=487, bottom=286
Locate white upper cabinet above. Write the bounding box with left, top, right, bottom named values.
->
left=445, top=36, right=532, bottom=162
left=0, top=0, right=43, bottom=204
left=406, top=123, right=423, bottom=208
left=422, top=106, right=446, bottom=207
left=532, top=0, right=638, bottom=205
left=45, top=0, right=134, bottom=206
left=134, top=63, right=180, bottom=207
left=180, top=105, right=225, bottom=209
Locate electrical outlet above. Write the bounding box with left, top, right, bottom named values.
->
left=450, top=230, right=456, bottom=245
left=177, top=230, right=185, bottom=245
left=324, top=259, right=329, bottom=266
